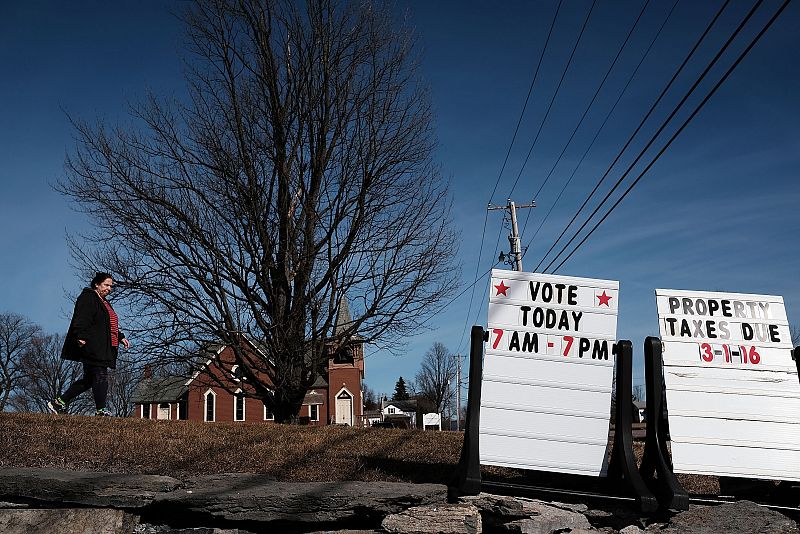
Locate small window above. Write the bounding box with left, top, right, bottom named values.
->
left=309, top=404, right=319, bottom=421
left=204, top=389, right=216, bottom=422
left=234, top=390, right=245, bottom=422
left=142, top=403, right=151, bottom=419
left=388, top=407, right=395, bottom=414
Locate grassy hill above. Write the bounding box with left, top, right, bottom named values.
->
left=0, top=412, right=720, bottom=494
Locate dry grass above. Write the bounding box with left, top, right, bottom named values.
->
left=0, top=412, right=463, bottom=483
left=0, top=412, right=719, bottom=494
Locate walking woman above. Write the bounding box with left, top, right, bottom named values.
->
left=48, top=272, right=130, bottom=416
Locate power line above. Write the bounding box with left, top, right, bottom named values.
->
left=462, top=0, right=600, bottom=346
left=506, top=0, right=599, bottom=199
left=489, top=0, right=565, bottom=205
left=453, top=2, right=563, bottom=355
left=534, top=0, right=735, bottom=272
left=550, top=0, right=790, bottom=273
left=517, top=0, right=656, bottom=240
left=544, top=0, right=761, bottom=272
left=524, top=0, right=680, bottom=257
left=420, top=263, right=499, bottom=330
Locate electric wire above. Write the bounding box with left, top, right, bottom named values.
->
left=452, top=1, right=563, bottom=354
left=533, top=0, right=734, bottom=272
left=419, top=263, right=500, bottom=330
left=516, top=0, right=655, bottom=240
left=524, top=0, right=680, bottom=256
left=544, top=0, right=761, bottom=272
left=506, top=0, right=599, bottom=199
left=549, top=0, right=790, bottom=273
left=462, top=0, right=598, bottom=343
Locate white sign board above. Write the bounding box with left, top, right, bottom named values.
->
left=656, top=288, right=800, bottom=481
left=480, top=269, right=619, bottom=476
left=423, top=412, right=442, bottom=429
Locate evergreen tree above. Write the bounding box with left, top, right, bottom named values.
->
left=393, top=377, right=409, bottom=401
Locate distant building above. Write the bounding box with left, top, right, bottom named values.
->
left=380, top=399, right=418, bottom=428
left=131, top=299, right=365, bottom=425
left=633, top=400, right=646, bottom=423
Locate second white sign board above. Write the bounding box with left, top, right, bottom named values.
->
left=656, top=288, right=800, bottom=481
left=481, top=269, right=619, bottom=476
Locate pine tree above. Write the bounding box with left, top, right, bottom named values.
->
left=393, top=377, right=409, bottom=401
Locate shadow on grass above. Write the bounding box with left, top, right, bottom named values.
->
left=358, top=456, right=456, bottom=485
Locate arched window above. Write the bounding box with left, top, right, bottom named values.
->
left=234, top=389, right=246, bottom=421
left=204, top=389, right=216, bottom=422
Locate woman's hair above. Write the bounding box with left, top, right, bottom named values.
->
left=90, top=272, right=113, bottom=288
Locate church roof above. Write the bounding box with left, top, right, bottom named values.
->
left=131, top=376, right=188, bottom=404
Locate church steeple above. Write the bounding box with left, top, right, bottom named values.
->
left=334, top=297, right=352, bottom=336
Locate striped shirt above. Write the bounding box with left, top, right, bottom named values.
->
left=102, top=300, right=119, bottom=347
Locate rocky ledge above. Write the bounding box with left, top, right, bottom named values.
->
left=0, top=468, right=797, bottom=533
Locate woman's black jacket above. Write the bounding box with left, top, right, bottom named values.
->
left=61, top=288, right=126, bottom=369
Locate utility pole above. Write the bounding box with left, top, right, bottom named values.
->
left=488, top=199, right=535, bottom=272
left=456, top=354, right=461, bottom=431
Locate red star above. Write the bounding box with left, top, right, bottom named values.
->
left=597, top=290, right=612, bottom=307
left=494, top=280, right=509, bottom=297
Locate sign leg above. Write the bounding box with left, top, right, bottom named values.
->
left=607, top=340, right=658, bottom=513
left=448, top=325, right=485, bottom=500
left=640, top=337, right=688, bottom=510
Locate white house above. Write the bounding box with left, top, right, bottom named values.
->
left=381, top=399, right=417, bottom=428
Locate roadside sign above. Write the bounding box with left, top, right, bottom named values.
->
left=656, top=288, right=800, bottom=481
left=480, top=269, right=619, bottom=476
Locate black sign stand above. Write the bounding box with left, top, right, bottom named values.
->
left=606, top=340, right=658, bottom=512
left=795, top=347, right=800, bottom=381
left=449, top=326, right=658, bottom=513
left=639, top=336, right=689, bottom=510
left=448, top=325, right=485, bottom=500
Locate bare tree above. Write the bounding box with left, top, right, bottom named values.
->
left=106, top=357, right=141, bottom=417
left=362, top=383, right=378, bottom=411
left=58, top=0, right=457, bottom=422
left=413, top=342, right=456, bottom=414
left=0, top=313, right=40, bottom=411
left=8, top=333, right=93, bottom=415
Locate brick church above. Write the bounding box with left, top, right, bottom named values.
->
left=131, top=300, right=365, bottom=425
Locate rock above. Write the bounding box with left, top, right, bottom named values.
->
left=515, top=499, right=594, bottom=532
left=133, top=526, right=257, bottom=534
left=546, top=500, right=589, bottom=514
left=382, top=504, right=481, bottom=534
left=659, top=501, right=799, bottom=534
left=134, top=527, right=256, bottom=534
left=0, top=501, right=28, bottom=508
left=619, top=526, right=644, bottom=534
left=0, top=507, right=138, bottom=534
left=460, top=493, right=527, bottom=518
left=150, top=475, right=447, bottom=526
left=502, top=517, right=598, bottom=534
left=0, top=467, right=181, bottom=508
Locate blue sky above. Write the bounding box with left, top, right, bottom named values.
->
left=1, top=1, right=798, bottom=401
